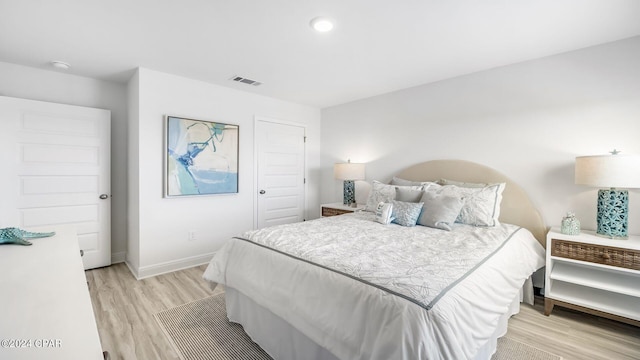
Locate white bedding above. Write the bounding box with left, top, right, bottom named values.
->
left=204, top=212, right=545, bottom=360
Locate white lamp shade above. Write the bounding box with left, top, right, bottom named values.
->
left=334, top=162, right=365, bottom=181
left=575, top=154, right=640, bottom=188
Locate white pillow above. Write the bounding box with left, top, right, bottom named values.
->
left=374, top=202, right=394, bottom=225
left=438, top=178, right=488, bottom=188
left=364, top=181, right=424, bottom=212
left=428, top=183, right=505, bottom=227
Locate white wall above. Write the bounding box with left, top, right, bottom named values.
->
left=128, top=68, right=321, bottom=278
left=321, top=36, right=640, bottom=235
left=0, top=61, right=129, bottom=262
left=126, top=71, right=140, bottom=271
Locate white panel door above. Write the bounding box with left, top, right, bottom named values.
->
left=0, top=96, right=111, bottom=269
left=256, top=120, right=305, bottom=229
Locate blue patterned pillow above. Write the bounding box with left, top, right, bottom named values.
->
left=391, top=200, right=424, bottom=227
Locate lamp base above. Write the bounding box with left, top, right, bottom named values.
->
left=596, top=189, right=628, bottom=240
left=343, top=180, right=355, bottom=206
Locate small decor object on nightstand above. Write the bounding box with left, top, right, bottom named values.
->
left=560, top=212, right=580, bottom=235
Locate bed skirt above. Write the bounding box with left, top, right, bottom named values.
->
left=225, top=278, right=532, bottom=360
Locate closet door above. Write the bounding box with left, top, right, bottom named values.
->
left=0, top=96, right=111, bottom=269
left=255, top=119, right=305, bottom=229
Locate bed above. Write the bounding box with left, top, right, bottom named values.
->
left=204, top=160, right=547, bottom=360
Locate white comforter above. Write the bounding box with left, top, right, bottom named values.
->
left=204, top=212, right=545, bottom=360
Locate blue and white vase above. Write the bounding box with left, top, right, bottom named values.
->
left=561, top=212, right=580, bottom=235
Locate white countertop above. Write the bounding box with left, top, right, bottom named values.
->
left=0, top=225, right=104, bottom=359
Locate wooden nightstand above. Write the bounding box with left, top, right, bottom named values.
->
left=321, top=202, right=365, bottom=217
left=544, top=228, right=640, bottom=327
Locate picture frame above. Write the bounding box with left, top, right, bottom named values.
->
left=164, top=115, right=239, bottom=197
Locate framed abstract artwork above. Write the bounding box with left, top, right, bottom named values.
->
left=165, top=115, right=239, bottom=196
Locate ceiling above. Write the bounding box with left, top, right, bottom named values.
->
left=1, top=0, right=639, bottom=108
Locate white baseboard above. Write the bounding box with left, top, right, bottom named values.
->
left=124, top=260, right=139, bottom=279
left=130, top=252, right=215, bottom=280
left=111, top=251, right=126, bottom=264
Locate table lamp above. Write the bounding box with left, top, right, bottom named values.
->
left=575, top=150, right=640, bottom=239
left=334, top=160, right=365, bottom=207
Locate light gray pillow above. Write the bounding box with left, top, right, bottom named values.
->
left=391, top=200, right=423, bottom=227
left=391, top=177, right=443, bottom=190
left=417, top=192, right=465, bottom=231
left=395, top=187, right=423, bottom=203
left=391, top=176, right=427, bottom=186
left=364, top=181, right=423, bottom=212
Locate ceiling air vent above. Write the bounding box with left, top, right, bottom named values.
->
left=230, top=75, right=262, bottom=86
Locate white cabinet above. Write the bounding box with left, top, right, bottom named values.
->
left=544, top=228, right=640, bottom=326
left=0, top=226, right=105, bottom=359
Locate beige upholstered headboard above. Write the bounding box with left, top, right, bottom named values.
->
left=396, top=159, right=547, bottom=247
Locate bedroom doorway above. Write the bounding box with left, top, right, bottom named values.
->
left=0, top=96, right=111, bottom=270
left=255, top=118, right=306, bottom=229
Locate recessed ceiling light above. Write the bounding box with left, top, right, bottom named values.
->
left=310, top=16, right=335, bottom=32
left=51, top=61, right=70, bottom=70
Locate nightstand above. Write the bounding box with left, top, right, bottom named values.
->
left=321, top=202, right=365, bottom=217
left=544, top=228, right=640, bottom=327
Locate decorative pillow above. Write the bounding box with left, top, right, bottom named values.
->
left=430, top=183, right=506, bottom=227
left=395, top=187, right=423, bottom=203
left=391, top=200, right=424, bottom=227
left=374, top=202, right=394, bottom=225
left=364, top=181, right=423, bottom=212
left=438, top=178, right=488, bottom=188
left=391, top=176, right=430, bottom=186
left=417, top=192, right=465, bottom=231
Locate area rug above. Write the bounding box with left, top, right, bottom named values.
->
left=155, top=294, right=561, bottom=360
left=492, top=337, right=561, bottom=360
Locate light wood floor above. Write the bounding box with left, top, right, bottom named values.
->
left=86, top=263, right=221, bottom=360
left=86, top=263, right=640, bottom=360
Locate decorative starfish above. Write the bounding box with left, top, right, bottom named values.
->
left=0, top=227, right=56, bottom=246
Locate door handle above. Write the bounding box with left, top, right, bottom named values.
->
left=259, top=190, right=266, bottom=194
left=99, top=194, right=109, bottom=200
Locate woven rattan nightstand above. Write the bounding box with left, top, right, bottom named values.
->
left=321, top=203, right=364, bottom=217
left=544, top=228, right=640, bottom=327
